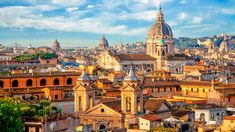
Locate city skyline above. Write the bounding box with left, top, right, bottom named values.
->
left=0, top=0, right=235, bottom=47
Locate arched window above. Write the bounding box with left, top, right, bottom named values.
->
left=210, top=112, right=215, bottom=121
left=53, top=78, right=59, bottom=85
left=126, top=97, right=131, bottom=112
left=12, top=80, right=18, bottom=87
left=0, top=81, right=4, bottom=88
left=99, top=124, right=106, bottom=131
left=162, top=50, right=165, bottom=56
left=137, top=97, right=141, bottom=112
left=66, top=78, right=72, bottom=85
left=26, top=79, right=33, bottom=87
left=200, top=113, right=205, bottom=121
left=89, top=96, right=93, bottom=109
left=79, top=96, right=82, bottom=110
left=40, top=79, right=46, bottom=86
left=216, top=113, right=220, bottom=121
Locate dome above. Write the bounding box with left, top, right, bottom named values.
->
left=99, top=35, right=109, bottom=49
left=148, top=23, right=173, bottom=37
left=52, top=39, right=61, bottom=49
left=148, top=7, right=173, bottom=38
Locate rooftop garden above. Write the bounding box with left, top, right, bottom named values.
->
left=13, top=52, right=43, bottom=62
left=13, top=52, right=58, bottom=62
left=40, top=53, right=58, bottom=59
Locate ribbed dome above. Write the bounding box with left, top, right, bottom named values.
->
left=148, top=7, right=173, bottom=38
left=99, top=35, right=109, bottom=48
left=52, top=39, right=61, bottom=49
left=148, top=23, right=173, bottom=37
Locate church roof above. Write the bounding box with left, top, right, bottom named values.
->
left=99, top=35, right=109, bottom=47
left=166, top=54, right=192, bottom=60
left=144, top=98, right=172, bottom=112
left=103, top=100, right=122, bottom=113
left=148, top=7, right=173, bottom=38
left=140, top=114, right=162, bottom=121
left=52, top=39, right=61, bottom=49
left=115, top=54, right=156, bottom=61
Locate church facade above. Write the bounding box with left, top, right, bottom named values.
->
left=73, top=67, right=172, bottom=131
left=97, top=7, right=193, bottom=74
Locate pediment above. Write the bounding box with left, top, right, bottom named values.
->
left=82, top=103, right=122, bottom=117
left=120, top=85, right=140, bottom=92
left=73, top=85, right=88, bottom=91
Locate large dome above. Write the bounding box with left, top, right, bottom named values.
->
left=148, top=22, right=173, bottom=37
left=148, top=7, right=173, bottom=38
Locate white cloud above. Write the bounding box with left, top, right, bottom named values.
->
left=66, top=7, right=79, bottom=12
left=221, top=8, right=235, bottom=15
left=0, top=5, right=146, bottom=36
left=177, top=12, right=188, bottom=20
left=86, top=5, right=95, bottom=9
left=192, top=16, right=202, bottom=24
left=51, top=0, right=84, bottom=6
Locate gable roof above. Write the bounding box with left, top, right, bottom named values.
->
left=144, top=98, right=172, bottom=112
left=82, top=102, right=122, bottom=116
left=103, top=100, right=122, bottom=113
left=140, top=114, right=162, bottom=121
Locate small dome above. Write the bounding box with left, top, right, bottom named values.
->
left=124, top=66, right=139, bottom=82
left=159, top=39, right=165, bottom=45
left=99, top=35, right=109, bottom=49
left=52, top=39, right=61, bottom=50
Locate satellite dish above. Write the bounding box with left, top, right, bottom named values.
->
left=50, top=122, right=57, bottom=130
left=146, top=110, right=150, bottom=114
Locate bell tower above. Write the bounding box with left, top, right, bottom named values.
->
left=73, top=69, right=95, bottom=113
left=121, top=66, right=143, bottom=115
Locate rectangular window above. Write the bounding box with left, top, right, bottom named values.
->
left=55, top=94, right=58, bottom=100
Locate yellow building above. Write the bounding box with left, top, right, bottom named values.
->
left=73, top=67, right=172, bottom=131
left=219, top=116, right=235, bottom=132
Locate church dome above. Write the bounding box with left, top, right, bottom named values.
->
left=148, top=7, right=173, bottom=38
left=52, top=39, right=61, bottom=50
left=99, top=35, right=109, bottom=49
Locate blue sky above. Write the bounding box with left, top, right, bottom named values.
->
left=0, top=0, right=235, bottom=47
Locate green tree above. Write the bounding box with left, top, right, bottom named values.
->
left=0, top=97, right=24, bottom=132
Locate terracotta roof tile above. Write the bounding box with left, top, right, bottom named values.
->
left=144, top=98, right=172, bottom=112
left=103, top=100, right=122, bottom=113
left=223, top=116, right=235, bottom=120
left=140, top=114, right=162, bottom=121
left=115, top=54, right=156, bottom=61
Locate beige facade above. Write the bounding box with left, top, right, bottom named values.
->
left=74, top=67, right=172, bottom=131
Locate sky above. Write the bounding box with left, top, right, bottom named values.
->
left=0, top=0, right=235, bottom=47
